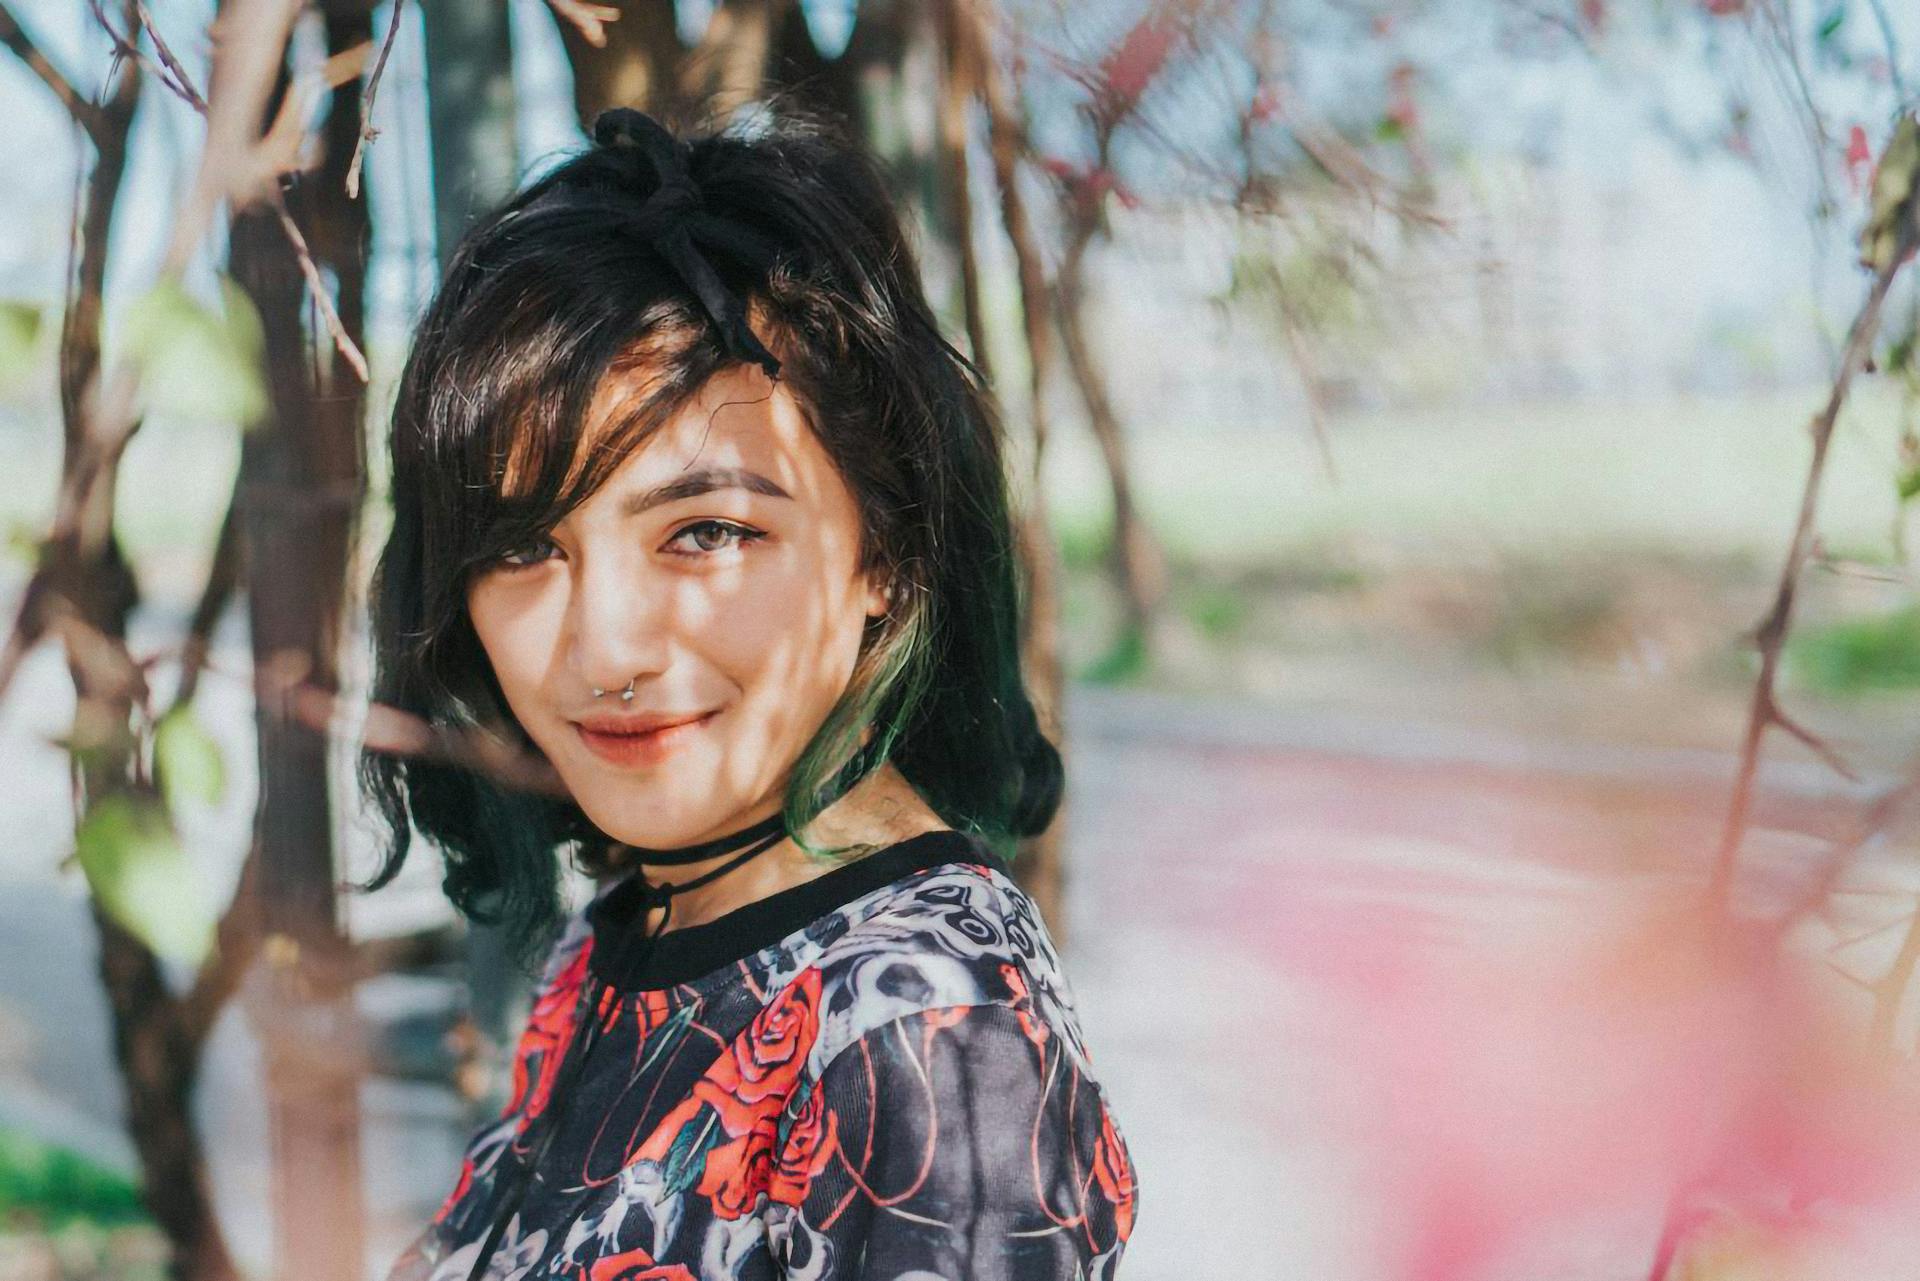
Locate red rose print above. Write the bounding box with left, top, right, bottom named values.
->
left=587, top=1244, right=698, bottom=1281
left=769, top=1085, right=839, bottom=1206
left=733, top=967, right=822, bottom=1102
left=695, top=1110, right=780, bottom=1220
left=1090, top=1106, right=1137, bottom=1242
left=506, top=945, right=592, bottom=1125
left=631, top=969, right=824, bottom=1174
left=691, top=968, right=823, bottom=1137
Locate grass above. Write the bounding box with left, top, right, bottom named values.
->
left=1039, top=381, right=1912, bottom=569
left=0, top=1129, right=146, bottom=1230
left=1788, top=606, right=1920, bottom=694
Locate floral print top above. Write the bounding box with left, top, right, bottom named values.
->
left=385, top=830, right=1138, bottom=1281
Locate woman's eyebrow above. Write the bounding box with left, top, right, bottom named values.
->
left=620, top=466, right=794, bottom=515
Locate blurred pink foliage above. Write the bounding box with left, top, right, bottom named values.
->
left=1847, top=124, right=1875, bottom=195
left=1269, top=894, right=1920, bottom=1281
left=1097, top=8, right=1182, bottom=111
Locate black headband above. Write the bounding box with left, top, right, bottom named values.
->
left=590, top=108, right=783, bottom=381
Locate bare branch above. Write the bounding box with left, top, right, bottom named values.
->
left=1825, top=958, right=1879, bottom=993
left=120, top=14, right=372, bottom=384
left=0, top=569, right=53, bottom=706
left=176, top=840, right=263, bottom=1051
left=1767, top=697, right=1860, bottom=783
left=345, top=0, right=406, bottom=199
left=1705, top=241, right=1912, bottom=909
left=0, top=3, right=104, bottom=136
left=1773, top=760, right=1920, bottom=939
left=162, top=0, right=304, bottom=276
left=163, top=474, right=244, bottom=717
left=279, top=678, right=571, bottom=801
left=1868, top=897, right=1920, bottom=1048
left=270, top=192, right=370, bottom=381
left=91, top=0, right=206, bottom=113
left=548, top=0, right=622, bottom=49
left=133, top=2, right=209, bottom=113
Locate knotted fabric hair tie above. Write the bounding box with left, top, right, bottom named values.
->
left=591, top=108, right=783, bottom=381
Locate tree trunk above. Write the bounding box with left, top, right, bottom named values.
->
left=1056, top=228, right=1164, bottom=646
left=419, top=0, right=519, bottom=262
left=960, top=0, right=1068, bottom=936
left=91, top=908, right=240, bottom=1281
left=17, top=8, right=244, bottom=1276
left=227, top=8, right=372, bottom=1276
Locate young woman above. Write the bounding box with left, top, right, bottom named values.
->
left=361, top=109, right=1137, bottom=1281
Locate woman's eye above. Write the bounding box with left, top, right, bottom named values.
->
left=497, top=536, right=560, bottom=569
left=665, top=520, right=765, bottom=556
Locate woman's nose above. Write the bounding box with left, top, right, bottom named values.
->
left=565, top=552, right=673, bottom=694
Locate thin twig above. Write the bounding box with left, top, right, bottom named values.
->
left=281, top=680, right=572, bottom=801
left=344, top=0, right=405, bottom=199
left=1704, top=245, right=1910, bottom=909
left=270, top=192, right=369, bottom=381
left=1768, top=697, right=1859, bottom=783
left=1868, top=897, right=1920, bottom=1048
left=546, top=0, right=621, bottom=48
left=134, top=1, right=208, bottom=113
left=119, top=5, right=372, bottom=383
left=92, top=0, right=203, bottom=112
left=176, top=839, right=263, bottom=1050
left=163, top=473, right=244, bottom=717
left=1772, top=758, right=1920, bottom=938
left=0, top=3, right=103, bottom=136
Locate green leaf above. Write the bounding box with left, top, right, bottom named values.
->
left=0, top=300, right=43, bottom=390
left=660, top=1103, right=724, bottom=1196
left=4, top=519, right=40, bottom=566
left=154, top=706, right=225, bottom=809
left=122, top=277, right=266, bottom=427
left=1898, top=462, right=1920, bottom=502
left=1816, top=5, right=1845, bottom=43
left=74, top=791, right=215, bottom=966
left=1861, top=113, right=1920, bottom=272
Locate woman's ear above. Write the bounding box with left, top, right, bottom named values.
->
left=863, top=570, right=893, bottom=621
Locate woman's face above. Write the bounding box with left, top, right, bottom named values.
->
left=465, top=363, right=888, bottom=848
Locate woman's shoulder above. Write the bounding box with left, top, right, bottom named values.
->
left=794, top=854, right=1099, bottom=1083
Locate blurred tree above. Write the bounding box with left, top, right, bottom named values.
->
left=225, top=2, right=374, bottom=1277
left=420, top=0, right=519, bottom=261
left=0, top=1, right=385, bottom=1276
left=0, top=7, right=246, bottom=1280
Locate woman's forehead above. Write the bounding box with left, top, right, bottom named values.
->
left=582, top=364, right=833, bottom=503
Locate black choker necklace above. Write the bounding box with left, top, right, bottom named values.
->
left=620, top=812, right=787, bottom=866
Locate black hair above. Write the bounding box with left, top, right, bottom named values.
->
left=355, top=111, right=1061, bottom=960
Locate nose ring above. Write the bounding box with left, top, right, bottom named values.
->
left=591, top=679, right=637, bottom=702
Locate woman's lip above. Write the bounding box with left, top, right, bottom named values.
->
left=572, top=711, right=716, bottom=768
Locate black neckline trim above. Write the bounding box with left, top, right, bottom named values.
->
left=584, top=829, right=997, bottom=991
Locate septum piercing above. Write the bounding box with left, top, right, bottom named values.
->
left=591, top=678, right=637, bottom=702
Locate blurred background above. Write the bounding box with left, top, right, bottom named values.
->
left=7, top=1, right=1920, bottom=1278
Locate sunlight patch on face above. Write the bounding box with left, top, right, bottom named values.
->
left=490, top=321, right=704, bottom=503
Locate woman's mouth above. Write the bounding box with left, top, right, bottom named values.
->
left=572, top=711, right=717, bottom=768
